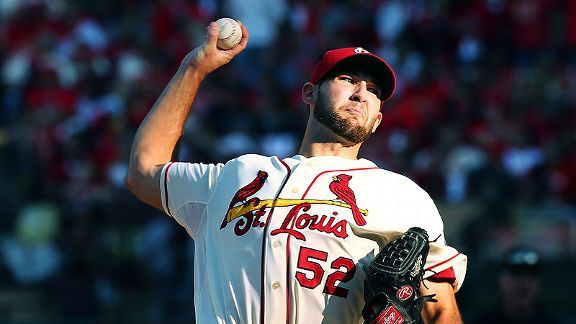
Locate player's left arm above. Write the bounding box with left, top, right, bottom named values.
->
left=419, top=280, right=462, bottom=324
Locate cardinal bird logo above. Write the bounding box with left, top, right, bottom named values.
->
left=221, top=170, right=268, bottom=229
left=329, top=174, right=366, bottom=226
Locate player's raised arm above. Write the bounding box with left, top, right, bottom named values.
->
left=125, top=20, right=249, bottom=210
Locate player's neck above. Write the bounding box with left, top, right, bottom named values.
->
left=299, top=124, right=361, bottom=159
left=298, top=143, right=360, bottom=159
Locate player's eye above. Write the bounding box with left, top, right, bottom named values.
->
left=368, top=87, right=382, bottom=98
left=339, top=76, right=355, bottom=84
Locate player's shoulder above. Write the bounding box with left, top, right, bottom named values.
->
left=370, top=167, right=434, bottom=198
left=166, top=160, right=224, bottom=174
left=370, top=167, right=409, bottom=179
left=224, top=154, right=288, bottom=171
left=373, top=167, right=423, bottom=187
left=227, top=153, right=279, bottom=166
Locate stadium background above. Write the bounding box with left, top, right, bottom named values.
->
left=1, top=0, right=575, bottom=322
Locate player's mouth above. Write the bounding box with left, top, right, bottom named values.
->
left=344, top=105, right=366, bottom=118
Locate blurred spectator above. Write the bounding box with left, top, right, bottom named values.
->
left=375, top=1, right=410, bottom=45
left=0, top=202, right=62, bottom=285
left=222, top=0, right=288, bottom=86
left=134, top=217, right=179, bottom=321
left=443, top=141, right=488, bottom=203
left=467, top=245, right=563, bottom=324
left=223, top=0, right=287, bottom=49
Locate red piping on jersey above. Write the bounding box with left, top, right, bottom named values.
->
left=163, top=162, right=175, bottom=217
left=260, top=159, right=292, bottom=324
left=284, top=166, right=378, bottom=324
left=425, top=252, right=462, bottom=273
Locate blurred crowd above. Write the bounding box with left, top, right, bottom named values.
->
left=1, top=0, right=576, bottom=321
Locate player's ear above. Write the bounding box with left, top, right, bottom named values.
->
left=302, top=82, right=316, bottom=105
left=371, top=112, right=382, bottom=133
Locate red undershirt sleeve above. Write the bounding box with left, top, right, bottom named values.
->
left=427, top=267, right=456, bottom=284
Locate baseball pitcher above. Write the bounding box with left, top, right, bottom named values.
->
left=125, top=20, right=467, bottom=324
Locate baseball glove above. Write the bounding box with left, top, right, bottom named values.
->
left=362, top=227, right=437, bottom=324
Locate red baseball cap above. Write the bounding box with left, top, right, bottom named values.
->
left=310, top=47, right=396, bottom=102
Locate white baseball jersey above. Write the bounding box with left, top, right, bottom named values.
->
left=160, top=154, right=467, bottom=324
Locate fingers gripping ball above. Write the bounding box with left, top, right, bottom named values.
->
left=216, top=18, right=242, bottom=50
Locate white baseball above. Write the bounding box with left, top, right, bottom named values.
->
left=216, top=18, right=242, bottom=50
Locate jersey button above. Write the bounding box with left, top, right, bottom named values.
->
left=290, top=187, right=299, bottom=194
left=272, top=282, right=280, bottom=289
left=273, top=240, right=281, bottom=248
left=306, top=162, right=314, bottom=167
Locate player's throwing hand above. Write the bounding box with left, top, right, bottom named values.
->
left=182, top=20, right=249, bottom=78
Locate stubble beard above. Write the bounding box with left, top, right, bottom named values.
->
left=313, top=90, right=376, bottom=145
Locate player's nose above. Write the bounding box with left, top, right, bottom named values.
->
left=350, top=81, right=368, bottom=102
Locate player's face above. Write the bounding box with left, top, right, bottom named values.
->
left=313, top=70, right=383, bottom=145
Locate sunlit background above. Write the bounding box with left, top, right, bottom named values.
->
left=1, top=0, right=575, bottom=322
